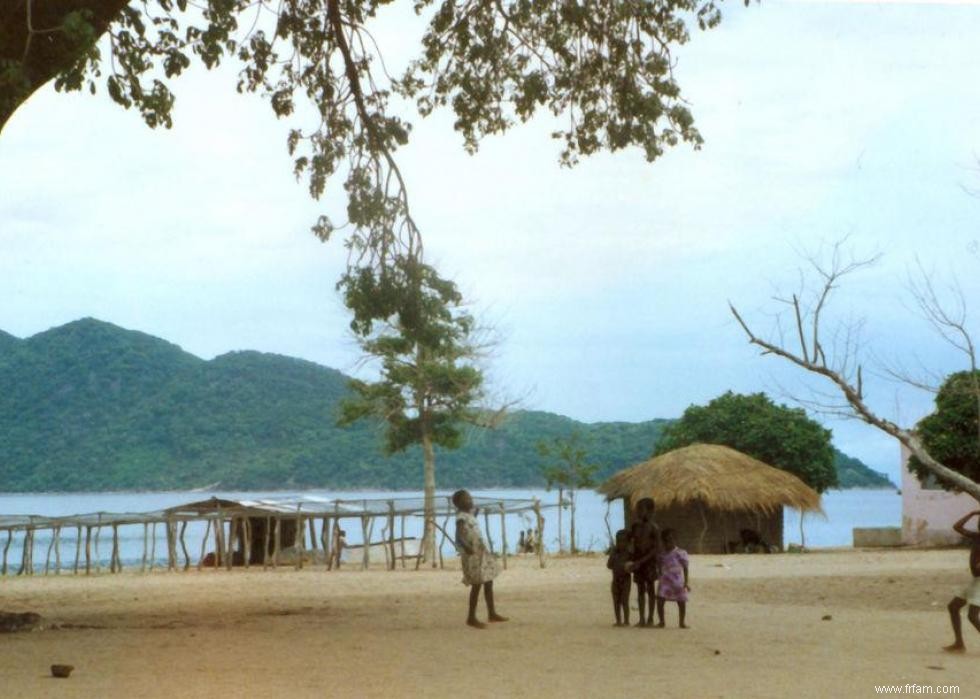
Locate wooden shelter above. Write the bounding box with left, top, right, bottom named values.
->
left=598, top=444, right=823, bottom=553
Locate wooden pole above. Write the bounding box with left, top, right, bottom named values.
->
left=437, top=508, right=451, bottom=570
left=19, top=528, right=30, bottom=576
left=698, top=501, right=709, bottom=554
left=360, top=515, right=370, bottom=571
left=263, top=516, right=271, bottom=570
left=320, top=517, right=333, bottom=570
left=54, top=525, right=62, bottom=575
left=483, top=509, right=494, bottom=554
left=2, top=528, right=12, bottom=575
left=94, top=524, right=102, bottom=574
left=242, top=518, right=251, bottom=570
left=533, top=499, right=545, bottom=569
left=111, top=524, right=121, bottom=573
left=399, top=515, right=407, bottom=569
left=179, top=521, right=190, bottom=570
left=214, top=509, right=224, bottom=571
left=141, top=523, right=149, bottom=572
left=295, top=509, right=304, bottom=571
left=308, top=517, right=317, bottom=553
left=225, top=515, right=235, bottom=572
left=273, top=516, right=281, bottom=569
left=73, top=525, right=82, bottom=575
left=149, top=522, right=157, bottom=572
left=167, top=516, right=177, bottom=571
left=198, top=519, right=212, bottom=571
left=84, top=526, right=92, bottom=575
left=499, top=503, right=508, bottom=571
left=387, top=501, right=396, bottom=571
left=44, top=527, right=56, bottom=575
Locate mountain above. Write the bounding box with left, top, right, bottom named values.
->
left=0, top=319, right=894, bottom=492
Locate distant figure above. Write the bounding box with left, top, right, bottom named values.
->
left=453, top=489, right=508, bottom=629
left=944, top=510, right=980, bottom=652
left=521, top=528, right=538, bottom=554
left=656, top=529, right=690, bottom=629
left=330, top=528, right=347, bottom=570
left=607, top=529, right=632, bottom=627
left=625, top=497, right=660, bottom=627
left=518, top=530, right=527, bottom=554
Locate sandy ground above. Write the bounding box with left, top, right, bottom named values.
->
left=0, top=549, right=977, bottom=698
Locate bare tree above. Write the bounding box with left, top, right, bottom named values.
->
left=728, top=240, right=980, bottom=502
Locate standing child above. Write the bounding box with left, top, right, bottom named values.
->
left=944, top=509, right=980, bottom=652
left=607, top=529, right=632, bottom=626
left=625, top=497, right=660, bottom=627
left=656, top=529, right=690, bottom=629
left=453, top=489, right=508, bottom=629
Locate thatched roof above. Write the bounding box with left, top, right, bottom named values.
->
left=598, top=443, right=823, bottom=515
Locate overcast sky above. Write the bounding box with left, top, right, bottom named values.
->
left=3, top=1, right=980, bottom=481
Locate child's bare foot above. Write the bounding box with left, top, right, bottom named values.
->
left=943, top=643, right=965, bottom=653
left=467, top=618, right=486, bottom=629
left=488, top=614, right=508, bottom=623
left=679, top=623, right=690, bottom=629
left=635, top=620, right=647, bottom=628
left=654, top=622, right=665, bottom=628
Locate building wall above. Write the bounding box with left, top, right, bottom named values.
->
left=655, top=504, right=783, bottom=554
left=901, top=444, right=975, bottom=545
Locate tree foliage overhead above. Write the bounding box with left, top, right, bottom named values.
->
left=653, top=391, right=839, bottom=493
left=2, top=0, right=736, bottom=279
left=909, top=370, right=980, bottom=488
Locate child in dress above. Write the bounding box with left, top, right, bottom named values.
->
left=656, top=528, right=690, bottom=629
left=453, top=489, right=508, bottom=629
left=606, top=529, right=632, bottom=627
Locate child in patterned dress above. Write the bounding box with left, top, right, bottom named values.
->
left=655, top=529, right=690, bottom=629
left=453, top=489, right=508, bottom=629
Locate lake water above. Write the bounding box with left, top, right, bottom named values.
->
left=0, top=488, right=900, bottom=570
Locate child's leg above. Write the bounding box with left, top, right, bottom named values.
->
left=636, top=578, right=647, bottom=627
left=655, top=597, right=665, bottom=627
left=678, top=600, right=688, bottom=628
left=484, top=581, right=508, bottom=622
left=945, top=597, right=966, bottom=650
left=611, top=582, right=623, bottom=625
left=968, top=605, right=980, bottom=634
left=645, top=581, right=656, bottom=625
left=467, top=584, right=485, bottom=629
left=622, top=579, right=631, bottom=626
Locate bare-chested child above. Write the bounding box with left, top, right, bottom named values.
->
left=625, top=497, right=660, bottom=627
left=453, top=489, right=508, bottom=629
left=944, top=509, right=980, bottom=652
left=607, top=529, right=632, bottom=627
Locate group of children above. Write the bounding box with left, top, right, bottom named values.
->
left=450, top=489, right=689, bottom=630
left=607, top=497, right=690, bottom=628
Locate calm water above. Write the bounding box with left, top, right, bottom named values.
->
left=0, top=488, right=900, bottom=570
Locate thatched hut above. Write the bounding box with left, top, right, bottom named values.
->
left=598, top=444, right=823, bottom=553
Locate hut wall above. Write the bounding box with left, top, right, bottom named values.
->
left=655, top=504, right=783, bottom=554
left=900, top=445, right=974, bottom=546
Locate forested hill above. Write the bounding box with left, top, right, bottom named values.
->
left=0, top=319, right=894, bottom=492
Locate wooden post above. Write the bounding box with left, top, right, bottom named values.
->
left=214, top=509, right=224, bottom=571
left=387, top=502, right=396, bottom=571
left=499, top=503, right=508, bottom=571
left=44, top=527, right=56, bottom=575
left=85, top=526, right=92, bottom=575
left=273, top=516, right=281, bottom=569
left=533, top=498, right=545, bottom=569
left=73, top=525, right=82, bottom=575
left=2, top=528, right=12, bottom=575
left=360, top=515, right=370, bottom=571
left=225, top=515, right=235, bottom=572
left=603, top=500, right=614, bottom=548
left=198, top=519, right=212, bottom=571
left=54, top=525, right=63, bottom=575
left=483, top=509, right=494, bottom=554
left=307, top=518, right=317, bottom=553
left=399, top=515, right=407, bottom=569
left=19, top=528, right=30, bottom=576
left=320, top=517, right=333, bottom=570
left=437, top=510, right=451, bottom=570
left=141, top=523, right=149, bottom=572
left=111, top=524, right=121, bottom=573
left=167, top=516, right=177, bottom=571
left=698, top=501, right=709, bottom=554
left=242, top=518, right=251, bottom=570
left=94, top=524, right=102, bottom=574
left=179, top=521, right=190, bottom=570
left=295, top=508, right=304, bottom=571
left=263, top=516, right=271, bottom=570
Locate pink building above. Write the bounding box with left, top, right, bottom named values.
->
left=901, top=445, right=976, bottom=545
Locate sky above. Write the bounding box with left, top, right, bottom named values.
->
left=4, top=0, right=980, bottom=481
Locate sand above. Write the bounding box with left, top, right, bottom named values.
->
left=0, top=549, right=976, bottom=698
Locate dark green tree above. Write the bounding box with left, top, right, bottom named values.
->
left=909, top=370, right=980, bottom=488
left=654, top=391, right=837, bottom=493
left=537, top=431, right=599, bottom=553
left=2, top=0, right=737, bottom=291
left=338, top=257, right=484, bottom=565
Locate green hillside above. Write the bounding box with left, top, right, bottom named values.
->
left=0, top=319, right=893, bottom=492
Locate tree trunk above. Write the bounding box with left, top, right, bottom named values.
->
left=569, top=490, right=577, bottom=554
left=557, top=487, right=564, bottom=554
left=422, top=427, right=437, bottom=568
